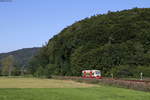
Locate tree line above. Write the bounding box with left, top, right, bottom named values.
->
left=0, top=48, right=40, bottom=76
left=30, top=8, right=150, bottom=78
left=6, top=8, right=150, bottom=78
left=0, top=55, right=24, bottom=76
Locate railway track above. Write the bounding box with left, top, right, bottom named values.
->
left=53, top=76, right=150, bottom=91
left=118, top=79, right=150, bottom=83
left=53, top=76, right=150, bottom=83
left=101, top=77, right=150, bottom=83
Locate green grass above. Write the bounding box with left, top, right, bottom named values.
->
left=0, top=87, right=150, bottom=100
left=0, top=77, right=149, bottom=100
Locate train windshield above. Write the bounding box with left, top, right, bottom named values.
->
left=95, top=71, right=101, bottom=75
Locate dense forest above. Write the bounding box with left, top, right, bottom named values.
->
left=0, top=47, right=40, bottom=75
left=30, top=8, right=150, bottom=78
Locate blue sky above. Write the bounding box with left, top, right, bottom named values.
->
left=0, top=0, right=150, bottom=53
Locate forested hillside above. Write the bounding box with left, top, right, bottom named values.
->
left=0, top=47, right=40, bottom=68
left=30, top=8, right=150, bottom=77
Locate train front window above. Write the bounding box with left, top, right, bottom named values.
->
left=95, top=71, right=100, bottom=76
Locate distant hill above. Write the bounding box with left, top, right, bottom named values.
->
left=30, top=8, right=150, bottom=77
left=0, top=47, right=40, bottom=67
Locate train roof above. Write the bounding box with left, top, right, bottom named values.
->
left=82, top=70, right=100, bottom=72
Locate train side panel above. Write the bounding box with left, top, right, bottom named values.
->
left=82, top=70, right=102, bottom=79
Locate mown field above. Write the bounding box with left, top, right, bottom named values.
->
left=0, top=77, right=96, bottom=88
left=0, top=77, right=149, bottom=100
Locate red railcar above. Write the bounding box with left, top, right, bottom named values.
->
left=82, top=70, right=102, bottom=79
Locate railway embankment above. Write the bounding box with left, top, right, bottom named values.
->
left=52, top=76, right=150, bottom=92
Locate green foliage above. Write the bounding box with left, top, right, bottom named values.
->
left=44, top=64, right=56, bottom=78
left=34, top=66, right=45, bottom=77
left=0, top=48, right=40, bottom=69
left=107, top=65, right=150, bottom=78
left=109, top=65, right=133, bottom=78
left=132, top=66, right=150, bottom=77
left=30, top=8, right=150, bottom=77
left=0, top=55, right=15, bottom=76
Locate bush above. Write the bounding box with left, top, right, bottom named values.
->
left=109, top=65, right=133, bottom=78
left=133, top=66, right=150, bottom=77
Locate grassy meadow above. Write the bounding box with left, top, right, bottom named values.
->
left=0, top=77, right=149, bottom=100
left=0, top=77, right=96, bottom=88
